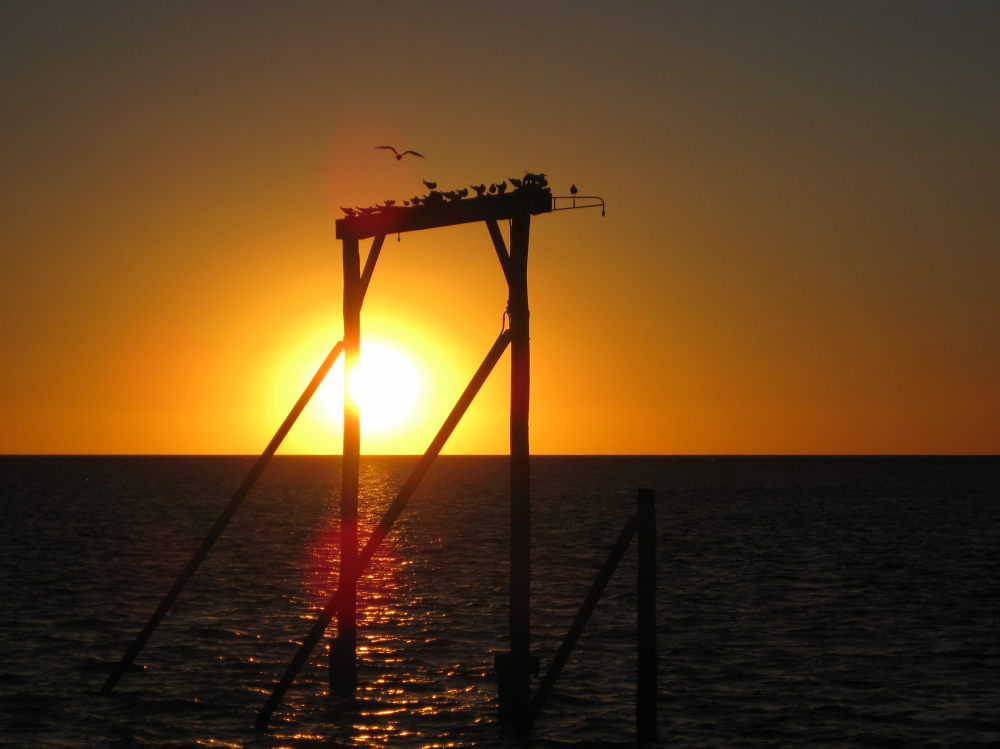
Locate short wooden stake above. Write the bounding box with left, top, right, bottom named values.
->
left=637, top=488, right=658, bottom=743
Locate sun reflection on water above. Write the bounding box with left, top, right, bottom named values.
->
left=283, top=461, right=498, bottom=747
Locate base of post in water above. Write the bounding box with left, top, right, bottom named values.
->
left=329, top=633, right=357, bottom=699
left=495, top=652, right=540, bottom=729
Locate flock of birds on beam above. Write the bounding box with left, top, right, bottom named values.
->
left=340, top=172, right=554, bottom=219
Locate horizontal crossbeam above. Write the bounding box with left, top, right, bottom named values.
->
left=336, top=189, right=552, bottom=240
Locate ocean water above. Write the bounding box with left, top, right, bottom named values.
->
left=0, top=455, right=998, bottom=748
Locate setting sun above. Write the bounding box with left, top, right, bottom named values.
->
left=346, top=343, right=420, bottom=431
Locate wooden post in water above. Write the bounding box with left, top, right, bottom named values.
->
left=496, top=212, right=536, bottom=728
left=331, top=236, right=361, bottom=697
left=637, top=488, right=658, bottom=742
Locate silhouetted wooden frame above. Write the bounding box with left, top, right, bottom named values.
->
left=104, top=185, right=563, bottom=736
left=263, top=189, right=554, bottom=728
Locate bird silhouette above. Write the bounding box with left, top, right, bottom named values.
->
left=340, top=207, right=356, bottom=217
left=471, top=184, right=486, bottom=196
left=509, top=177, right=522, bottom=189
left=376, top=146, right=424, bottom=160
left=423, top=180, right=437, bottom=190
left=496, top=180, right=507, bottom=194
left=570, top=184, right=578, bottom=195
left=488, top=183, right=497, bottom=194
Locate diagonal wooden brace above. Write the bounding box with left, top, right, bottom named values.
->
left=255, top=328, right=513, bottom=731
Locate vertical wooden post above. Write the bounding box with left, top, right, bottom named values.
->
left=497, top=213, right=536, bottom=728
left=637, top=488, right=658, bottom=742
left=331, top=236, right=361, bottom=697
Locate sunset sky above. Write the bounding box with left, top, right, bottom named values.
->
left=2, top=1, right=997, bottom=455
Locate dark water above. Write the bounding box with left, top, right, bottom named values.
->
left=1, top=456, right=998, bottom=747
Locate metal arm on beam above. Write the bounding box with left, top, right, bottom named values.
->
left=550, top=195, right=606, bottom=216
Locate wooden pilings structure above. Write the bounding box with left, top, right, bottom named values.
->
left=323, top=187, right=553, bottom=721
left=102, top=179, right=651, bottom=741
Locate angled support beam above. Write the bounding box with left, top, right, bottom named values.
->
left=102, top=339, right=345, bottom=694
left=255, top=329, right=513, bottom=731
left=359, top=234, right=385, bottom=302
left=486, top=219, right=512, bottom=285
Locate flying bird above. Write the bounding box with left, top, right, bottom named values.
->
left=423, top=180, right=437, bottom=190
left=376, top=146, right=424, bottom=160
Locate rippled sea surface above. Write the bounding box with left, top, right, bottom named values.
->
left=1, top=456, right=998, bottom=747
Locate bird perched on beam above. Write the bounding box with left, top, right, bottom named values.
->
left=376, top=146, right=424, bottom=160
left=423, top=179, right=437, bottom=190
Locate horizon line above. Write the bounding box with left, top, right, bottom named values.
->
left=1, top=453, right=996, bottom=459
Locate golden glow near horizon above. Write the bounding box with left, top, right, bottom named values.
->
left=2, top=3, right=998, bottom=454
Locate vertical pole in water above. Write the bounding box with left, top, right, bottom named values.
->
left=637, top=488, right=658, bottom=742
left=331, top=236, right=361, bottom=698
left=497, top=213, right=535, bottom=729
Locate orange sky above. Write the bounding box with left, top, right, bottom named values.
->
left=2, top=2, right=997, bottom=454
